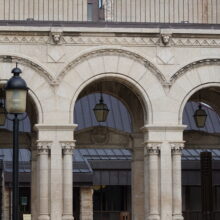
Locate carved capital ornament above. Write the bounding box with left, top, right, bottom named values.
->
left=171, top=142, right=184, bottom=155
left=61, top=141, right=75, bottom=155
left=37, top=141, right=52, bottom=155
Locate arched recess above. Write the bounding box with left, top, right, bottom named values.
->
left=72, top=76, right=147, bottom=220
left=180, top=85, right=220, bottom=220
left=167, top=60, right=220, bottom=124
left=0, top=60, right=48, bottom=219
left=72, top=76, right=148, bottom=131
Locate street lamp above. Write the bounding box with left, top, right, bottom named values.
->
left=93, top=93, right=109, bottom=122
left=4, top=64, right=28, bottom=220
left=194, top=103, right=207, bottom=128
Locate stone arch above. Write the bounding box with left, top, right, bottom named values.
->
left=0, top=56, right=55, bottom=124
left=169, top=60, right=220, bottom=123
left=57, top=48, right=167, bottom=125
left=0, top=53, right=55, bottom=84
left=69, top=73, right=151, bottom=126
left=178, top=82, right=220, bottom=124
left=170, top=58, right=220, bottom=84
left=57, top=47, right=167, bottom=85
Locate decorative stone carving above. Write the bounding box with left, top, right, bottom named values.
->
left=90, top=127, right=109, bottom=144
left=171, top=142, right=184, bottom=155
left=61, top=141, right=75, bottom=155
left=51, top=31, right=63, bottom=44
left=145, top=142, right=161, bottom=155
left=161, top=34, right=171, bottom=46
left=37, top=141, right=51, bottom=154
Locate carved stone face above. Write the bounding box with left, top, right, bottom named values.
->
left=52, top=33, right=61, bottom=44
left=161, top=34, right=171, bottom=45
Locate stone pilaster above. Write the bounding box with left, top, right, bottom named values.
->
left=61, top=141, right=75, bottom=220
left=80, top=187, right=93, bottom=220
left=37, top=141, right=51, bottom=220
left=171, top=143, right=184, bottom=220
left=142, top=124, right=186, bottom=220
left=144, top=142, right=161, bottom=220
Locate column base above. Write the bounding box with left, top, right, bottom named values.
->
left=172, top=214, right=184, bottom=220
left=38, top=215, right=50, bottom=220
left=62, top=215, right=74, bottom=220
left=148, top=214, right=160, bottom=220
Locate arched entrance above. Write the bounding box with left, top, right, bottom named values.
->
left=182, top=86, right=220, bottom=220
left=73, top=78, right=147, bottom=220
left=0, top=81, right=39, bottom=220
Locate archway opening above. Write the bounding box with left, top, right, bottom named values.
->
left=0, top=83, right=39, bottom=220
left=182, top=86, right=220, bottom=220
left=73, top=78, right=146, bottom=220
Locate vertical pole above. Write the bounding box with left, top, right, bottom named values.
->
left=13, top=114, right=19, bottom=220
left=201, top=152, right=213, bottom=220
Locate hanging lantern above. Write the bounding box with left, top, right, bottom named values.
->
left=5, top=65, right=28, bottom=114
left=194, top=104, right=207, bottom=128
left=93, top=94, right=109, bottom=122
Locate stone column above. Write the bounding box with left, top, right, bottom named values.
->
left=131, top=133, right=144, bottom=220
left=145, top=143, right=161, bottom=220
left=171, top=143, right=184, bottom=220
left=37, top=141, right=51, bottom=220
left=61, top=141, right=75, bottom=220
left=31, top=149, right=38, bottom=220
left=80, top=187, right=93, bottom=220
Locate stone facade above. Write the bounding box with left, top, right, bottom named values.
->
left=0, top=3, right=220, bottom=219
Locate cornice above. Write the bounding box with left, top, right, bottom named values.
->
left=0, top=30, right=219, bottom=48
left=34, top=124, right=78, bottom=131
left=141, top=124, right=187, bottom=132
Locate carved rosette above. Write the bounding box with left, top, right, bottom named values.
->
left=37, top=141, right=52, bottom=155
left=61, top=141, right=75, bottom=155
left=171, top=143, right=184, bottom=155
left=144, top=142, right=161, bottom=156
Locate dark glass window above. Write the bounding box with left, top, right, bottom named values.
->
left=93, top=186, right=131, bottom=220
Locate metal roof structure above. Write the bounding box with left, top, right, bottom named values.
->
left=182, top=149, right=220, bottom=161
left=1, top=148, right=220, bottom=172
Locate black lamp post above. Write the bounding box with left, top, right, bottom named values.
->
left=194, top=103, right=207, bottom=128
left=0, top=99, right=6, bottom=126
left=4, top=64, right=28, bottom=220
left=93, top=93, right=109, bottom=122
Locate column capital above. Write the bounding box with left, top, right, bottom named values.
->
left=37, top=140, right=52, bottom=155
left=144, top=142, right=161, bottom=156
left=170, top=142, right=184, bottom=155
left=61, top=141, right=75, bottom=155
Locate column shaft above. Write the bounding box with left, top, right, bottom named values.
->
left=171, top=144, right=184, bottom=220
left=147, top=143, right=160, bottom=220
left=31, top=150, right=38, bottom=220
left=62, top=142, right=75, bottom=220
left=37, top=142, right=51, bottom=220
